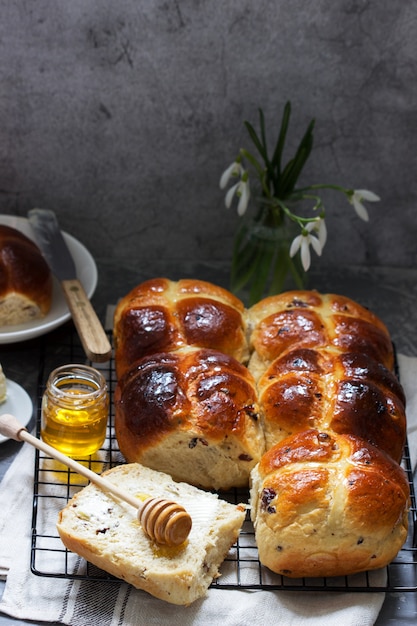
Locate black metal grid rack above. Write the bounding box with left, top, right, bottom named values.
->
left=30, top=324, right=417, bottom=593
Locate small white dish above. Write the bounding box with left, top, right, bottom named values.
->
left=0, top=379, right=33, bottom=443
left=0, top=215, right=98, bottom=344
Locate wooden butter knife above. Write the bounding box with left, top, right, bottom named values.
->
left=28, top=208, right=112, bottom=363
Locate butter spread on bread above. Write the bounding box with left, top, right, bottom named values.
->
left=57, top=463, right=246, bottom=605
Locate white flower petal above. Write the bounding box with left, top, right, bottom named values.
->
left=289, top=234, right=303, bottom=257
left=352, top=197, right=369, bottom=221
left=220, top=162, right=242, bottom=189
left=305, top=219, right=327, bottom=249
left=309, top=234, right=322, bottom=257
left=317, top=219, right=327, bottom=247
left=237, top=181, right=250, bottom=216
left=225, top=183, right=238, bottom=209
left=300, top=238, right=311, bottom=271
left=354, top=189, right=380, bottom=202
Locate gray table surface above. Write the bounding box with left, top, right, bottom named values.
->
left=1, top=260, right=417, bottom=625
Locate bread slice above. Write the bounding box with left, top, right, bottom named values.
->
left=57, top=463, right=246, bottom=605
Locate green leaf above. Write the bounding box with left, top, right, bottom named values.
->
left=258, top=108, right=268, bottom=157
left=271, top=101, right=291, bottom=177
left=287, top=253, right=306, bottom=289
left=244, top=120, right=268, bottom=164
left=269, top=245, right=290, bottom=295
left=231, top=245, right=258, bottom=293
left=240, top=148, right=264, bottom=178
left=231, top=219, right=282, bottom=303
left=280, top=119, right=315, bottom=196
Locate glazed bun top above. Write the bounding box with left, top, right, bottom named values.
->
left=257, top=346, right=406, bottom=461
left=113, top=277, right=249, bottom=378
left=247, top=290, right=394, bottom=375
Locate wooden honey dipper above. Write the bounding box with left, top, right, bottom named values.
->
left=0, top=413, right=192, bottom=546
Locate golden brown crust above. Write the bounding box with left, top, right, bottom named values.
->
left=247, top=290, right=394, bottom=371
left=257, top=347, right=406, bottom=461
left=113, top=278, right=248, bottom=378
left=115, top=346, right=264, bottom=490
left=251, top=429, right=409, bottom=578
left=247, top=291, right=409, bottom=578
left=0, top=224, right=52, bottom=324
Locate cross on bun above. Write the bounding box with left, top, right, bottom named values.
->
left=113, top=277, right=249, bottom=379
left=250, top=429, right=409, bottom=578
left=0, top=224, right=52, bottom=326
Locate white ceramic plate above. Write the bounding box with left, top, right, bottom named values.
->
left=0, top=379, right=33, bottom=443
left=0, top=215, right=98, bottom=344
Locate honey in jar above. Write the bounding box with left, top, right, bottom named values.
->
left=41, top=364, right=109, bottom=457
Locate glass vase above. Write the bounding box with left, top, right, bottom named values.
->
left=230, top=213, right=306, bottom=306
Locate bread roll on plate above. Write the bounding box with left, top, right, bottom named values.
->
left=115, top=346, right=265, bottom=490
left=113, top=277, right=248, bottom=379
left=250, top=429, right=410, bottom=579
left=0, top=224, right=52, bottom=325
left=57, top=463, right=246, bottom=605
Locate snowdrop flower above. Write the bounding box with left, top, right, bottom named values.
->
left=225, top=176, right=250, bottom=216
left=219, top=160, right=244, bottom=189
left=289, top=221, right=323, bottom=271
left=219, top=102, right=380, bottom=303
left=309, top=216, right=327, bottom=248
left=349, top=189, right=380, bottom=222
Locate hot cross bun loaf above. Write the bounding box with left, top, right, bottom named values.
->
left=0, top=224, right=52, bottom=326
left=113, top=280, right=409, bottom=578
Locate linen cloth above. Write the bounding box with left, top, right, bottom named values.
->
left=0, top=353, right=416, bottom=626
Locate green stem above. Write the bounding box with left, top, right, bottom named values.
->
left=294, top=183, right=349, bottom=195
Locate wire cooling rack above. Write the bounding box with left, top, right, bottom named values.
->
left=30, top=324, right=417, bottom=592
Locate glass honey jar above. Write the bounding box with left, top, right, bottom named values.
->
left=41, top=364, right=109, bottom=457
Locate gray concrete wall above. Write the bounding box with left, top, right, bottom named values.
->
left=1, top=0, right=416, bottom=271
